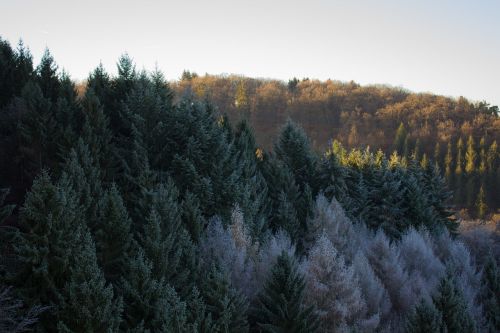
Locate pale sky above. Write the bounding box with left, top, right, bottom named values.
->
left=1, top=0, right=499, bottom=106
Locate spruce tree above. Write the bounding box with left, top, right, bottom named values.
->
left=138, top=182, right=197, bottom=292
left=56, top=228, right=122, bottom=333
left=94, top=184, right=133, bottom=284
left=274, top=119, right=317, bottom=192
left=11, top=172, right=121, bottom=332
left=433, top=275, right=476, bottom=333
left=405, top=299, right=442, bottom=333
left=234, top=119, right=269, bottom=239
left=36, top=48, right=60, bottom=102
left=251, top=251, right=318, bottom=333
left=201, top=264, right=249, bottom=332
left=119, top=249, right=187, bottom=332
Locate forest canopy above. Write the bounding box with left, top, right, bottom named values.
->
left=0, top=37, right=499, bottom=332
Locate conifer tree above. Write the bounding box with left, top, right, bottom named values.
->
left=481, top=255, right=500, bottom=332
left=13, top=40, right=34, bottom=96
left=0, top=38, right=17, bottom=107
left=36, top=48, right=60, bottom=102
left=445, top=141, right=454, bottom=186
left=201, top=264, right=249, bottom=332
left=433, top=275, right=476, bottom=333
left=434, top=142, right=441, bottom=168
left=234, top=119, right=269, bottom=239
left=405, top=299, right=442, bottom=333
left=455, top=137, right=465, bottom=205
left=275, top=119, right=317, bottom=192
left=476, top=185, right=488, bottom=219
left=11, top=172, right=121, bottom=332
left=138, top=182, right=197, bottom=292
left=251, top=251, right=318, bottom=333
left=394, top=122, right=407, bottom=154
left=56, top=228, right=122, bottom=333
left=119, top=249, right=187, bottom=332
left=94, top=184, right=133, bottom=284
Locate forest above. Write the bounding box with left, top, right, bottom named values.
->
left=0, top=38, right=499, bottom=332
left=171, top=73, right=500, bottom=218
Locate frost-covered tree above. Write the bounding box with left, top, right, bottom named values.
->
left=302, top=234, right=364, bottom=332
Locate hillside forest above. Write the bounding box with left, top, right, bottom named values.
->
left=171, top=72, right=500, bottom=218
left=0, top=38, right=499, bottom=332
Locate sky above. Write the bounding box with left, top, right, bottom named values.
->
left=1, top=0, right=499, bottom=105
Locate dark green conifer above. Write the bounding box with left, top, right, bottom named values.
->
left=405, top=299, right=443, bottom=333
left=251, top=252, right=318, bottom=333
left=433, top=275, right=476, bottom=333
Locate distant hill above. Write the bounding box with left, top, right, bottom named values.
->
left=172, top=73, right=500, bottom=215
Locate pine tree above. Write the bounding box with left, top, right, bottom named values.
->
left=405, top=299, right=442, bottom=333
left=433, top=275, right=476, bottom=333
left=251, top=251, right=318, bottom=333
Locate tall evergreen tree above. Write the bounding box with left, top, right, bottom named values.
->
left=433, top=275, right=476, bottom=333
left=11, top=172, right=121, bottom=332
left=405, top=299, right=443, bottom=333
left=36, top=48, right=60, bottom=102
left=201, top=264, right=249, bottom=332
left=251, top=251, right=318, bottom=333
left=94, top=184, right=133, bottom=284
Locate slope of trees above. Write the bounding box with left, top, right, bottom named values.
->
left=173, top=74, right=499, bottom=216
left=0, top=37, right=498, bottom=332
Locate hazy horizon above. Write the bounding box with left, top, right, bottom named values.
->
left=1, top=0, right=499, bottom=106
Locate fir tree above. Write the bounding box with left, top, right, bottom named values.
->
left=404, top=299, right=442, bottom=333
left=11, top=172, right=121, bottom=332
left=251, top=251, right=318, bottom=333
left=201, top=264, right=249, bottom=332
left=433, top=275, right=476, bottom=333
left=56, top=228, right=122, bottom=333
left=36, top=48, right=60, bottom=102
left=119, top=249, right=187, bottom=332
left=94, top=184, right=133, bottom=284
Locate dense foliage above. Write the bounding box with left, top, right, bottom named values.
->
left=173, top=74, right=500, bottom=216
left=0, top=38, right=498, bottom=332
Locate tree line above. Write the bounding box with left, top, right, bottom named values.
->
left=0, top=38, right=498, bottom=332
left=172, top=74, right=500, bottom=217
